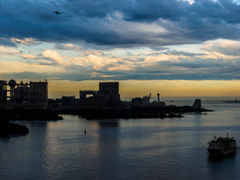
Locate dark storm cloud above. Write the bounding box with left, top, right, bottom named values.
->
left=119, top=0, right=189, bottom=22
left=63, top=0, right=189, bottom=21
left=80, top=69, right=240, bottom=81
left=2, top=0, right=240, bottom=82
left=1, top=0, right=240, bottom=47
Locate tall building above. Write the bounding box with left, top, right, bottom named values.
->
left=0, top=79, right=48, bottom=104
left=99, top=82, right=120, bottom=99
left=28, top=81, right=48, bottom=103
left=0, top=80, right=7, bottom=104
left=78, top=81, right=121, bottom=109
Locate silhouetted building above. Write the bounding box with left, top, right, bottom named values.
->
left=78, top=81, right=121, bottom=109
left=132, top=97, right=142, bottom=107
left=74, top=98, right=80, bottom=105
left=122, top=100, right=132, bottom=109
left=99, top=82, right=120, bottom=99
left=0, top=79, right=48, bottom=104
left=78, top=95, right=122, bottom=109
left=61, top=95, right=75, bottom=107
left=0, top=80, right=7, bottom=104
left=150, top=101, right=166, bottom=107
left=80, top=90, right=98, bottom=100
left=48, top=99, right=62, bottom=109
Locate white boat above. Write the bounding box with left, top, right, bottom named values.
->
left=207, top=130, right=237, bottom=157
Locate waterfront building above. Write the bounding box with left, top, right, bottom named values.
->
left=99, top=82, right=120, bottom=99
left=122, top=100, right=132, bottom=109
left=132, top=97, right=142, bottom=107
left=0, top=80, right=7, bottom=104
left=0, top=79, right=48, bottom=104
left=78, top=95, right=122, bottom=109
left=150, top=101, right=166, bottom=107
left=78, top=81, right=121, bottom=109
left=61, top=95, right=75, bottom=107
left=28, top=81, right=48, bottom=103
left=48, top=99, right=62, bottom=109
left=80, top=90, right=98, bottom=100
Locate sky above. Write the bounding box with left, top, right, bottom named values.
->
left=1, top=0, right=240, bottom=100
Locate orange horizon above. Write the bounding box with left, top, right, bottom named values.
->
left=47, top=80, right=240, bottom=100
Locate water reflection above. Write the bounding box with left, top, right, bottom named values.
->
left=98, top=121, right=119, bottom=128
left=1, top=103, right=240, bottom=180
left=207, top=153, right=237, bottom=179
left=0, top=120, right=49, bottom=180
left=95, top=120, right=121, bottom=179
left=25, top=121, right=48, bottom=128
left=0, top=133, right=28, bottom=142
left=0, top=120, right=48, bottom=142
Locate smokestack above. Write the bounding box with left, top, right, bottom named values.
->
left=157, top=93, right=160, bottom=102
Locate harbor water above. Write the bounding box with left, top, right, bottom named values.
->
left=1, top=100, right=240, bottom=180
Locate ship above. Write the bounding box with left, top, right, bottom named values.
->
left=223, top=99, right=240, bottom=103
left=207, top=130, right=237, bottom=157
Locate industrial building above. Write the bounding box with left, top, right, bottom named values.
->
left=0, top=79, right=48, bottom=104
left=78, top=82, right=121, bottom=109
left=132, top=93, right=166, bottom=107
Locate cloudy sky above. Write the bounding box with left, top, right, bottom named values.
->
left=1, top=0, right=240, bottom=99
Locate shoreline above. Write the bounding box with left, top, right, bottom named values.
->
left=0, top=106, right=213, bottom=121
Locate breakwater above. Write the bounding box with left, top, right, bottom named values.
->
left=55, top=105, right=213, bottom=120
left=0, top=120, right=29, bottom=136
left=0, top=109, right=63, bottom=121
left=0, top=105, right=213, bottom=121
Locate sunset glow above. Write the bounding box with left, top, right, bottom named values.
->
left=1, top=0, right=240, bottom=100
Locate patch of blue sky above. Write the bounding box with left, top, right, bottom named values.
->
left=105, top=47, right=152, bottom=58
left=17, top=42, right=52, bottom=55
left=164, top=44, right=203, bottom=54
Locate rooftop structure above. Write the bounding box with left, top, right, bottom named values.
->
left=80, top=90, right=98, bottom=100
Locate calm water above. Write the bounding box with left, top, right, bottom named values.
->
left=1, top=100, right=240, bottom=180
